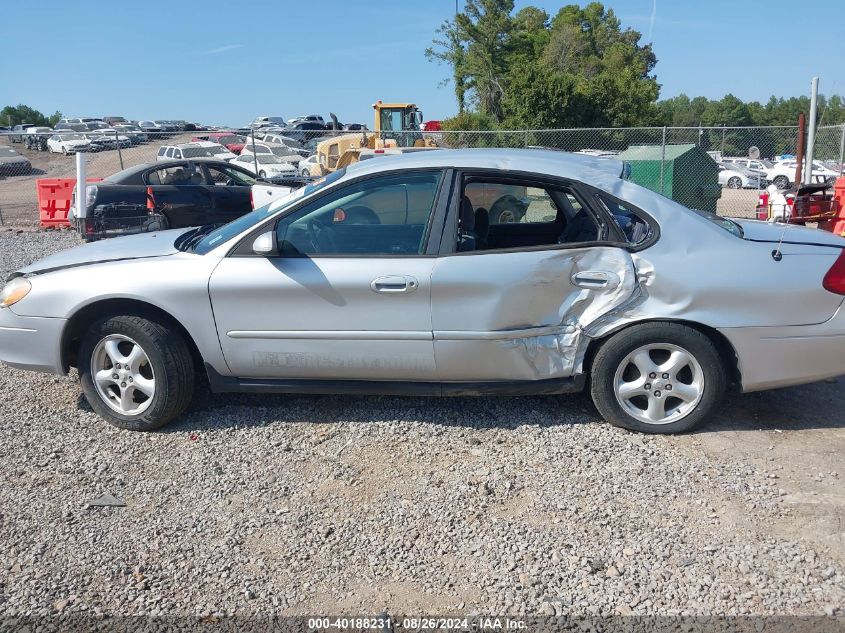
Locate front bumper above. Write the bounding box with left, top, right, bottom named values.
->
left=719, top=302, right=845, bottom=392
left=0, top=307, right=66, bottom=375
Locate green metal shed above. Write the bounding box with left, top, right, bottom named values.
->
left=617, top=143, right=721, bottom=214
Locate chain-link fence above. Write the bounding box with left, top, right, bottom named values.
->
left=2, top=124, right=844, bottom=228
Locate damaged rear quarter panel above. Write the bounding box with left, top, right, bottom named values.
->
left=430, top=246, right=637, bottom=381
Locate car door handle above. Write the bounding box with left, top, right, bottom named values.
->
left=371, top=275, right=418, bottom=294
left=571, top=271, right=618, bottom=289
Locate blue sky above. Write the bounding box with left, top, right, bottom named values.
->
left=2, top=0, right=843, bottom=127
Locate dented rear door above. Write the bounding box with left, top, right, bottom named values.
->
left=429, top=246, right=637, bottom=381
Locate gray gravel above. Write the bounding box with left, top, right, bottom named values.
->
left=0, top=229, right=844, bottom=618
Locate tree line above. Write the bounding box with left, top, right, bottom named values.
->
left=1, top=105, right=62, bottom=129
left=427, top=1, right=845, bottom=131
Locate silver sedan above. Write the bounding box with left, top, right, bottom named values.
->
left=2, top=149, right=845, bottom=434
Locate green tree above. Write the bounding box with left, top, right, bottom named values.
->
left=0, top=104, right=60, bottom=128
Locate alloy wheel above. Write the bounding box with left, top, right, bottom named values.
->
left=90, top=334, right=156, bottom=415
left=613, top=343, right=704, bottom=425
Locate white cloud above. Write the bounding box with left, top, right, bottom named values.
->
left=205, top=44, right=244, bottom=55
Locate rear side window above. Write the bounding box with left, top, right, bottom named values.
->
left=594, top=194, right=654, bottom=246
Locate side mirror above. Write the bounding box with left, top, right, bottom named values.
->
left=252, top=230, right=277, bottom=256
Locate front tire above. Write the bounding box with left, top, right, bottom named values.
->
left=79, top=315, right=195, bottom=431
left=589, top=322, right=726, bottom=434
left=727, top=176, right=742, bottom=189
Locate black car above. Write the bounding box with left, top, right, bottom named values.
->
left=75, top=159, right=301, bottom=240
left=0, top=146, right=32, bottom=176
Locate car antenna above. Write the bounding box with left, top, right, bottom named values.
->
left=771, top=199, right=791, bottom=262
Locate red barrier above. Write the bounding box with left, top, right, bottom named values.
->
left=36, top=178, right=103, bottom=228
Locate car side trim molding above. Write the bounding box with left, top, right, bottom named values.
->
left=226, top=330, right=433, bottom=341
left=434, top=324, right=577, bottom=341
left=204, top=363, right=584, bottom=396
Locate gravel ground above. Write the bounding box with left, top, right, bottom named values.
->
left=0, top=230, right=844, bottom=619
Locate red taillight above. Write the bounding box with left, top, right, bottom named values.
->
left=823, top=250, right=845, bottom=295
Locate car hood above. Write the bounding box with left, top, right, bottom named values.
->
left=734, top=219, right=845, bottom=247
left=15, top=229, right=189, bottom=278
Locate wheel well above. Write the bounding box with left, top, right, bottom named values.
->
left=61, top=299, right=204, bottom=374
left=583, top=319, right=742, bottom=390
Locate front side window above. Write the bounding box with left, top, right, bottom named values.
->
left=207, top=164, right=255, bottom=186
left=276, top=171, right=442, bottom=256
left=146, top=164, right=205, bottom=185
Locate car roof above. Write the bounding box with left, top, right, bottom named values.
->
left=345, top=148, right=626, bottom=186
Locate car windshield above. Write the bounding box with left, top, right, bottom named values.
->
left=189, top=169, right=347, bottom=255
left=217, top=135, right=241, bottom=144
left=243, top=145, right=270, bottom=154
left=62, top=134, right=83, bottom=140
left=258, top=155, right=283, bottom=164
left=181, top=147, right=214, bottom=158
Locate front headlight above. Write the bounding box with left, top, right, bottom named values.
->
left=0, top=277, right=32, bottom=308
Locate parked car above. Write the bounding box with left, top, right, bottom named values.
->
left=767, top=160, right=839, bottom=189
left=22, top=127, right=54, bottom=151
left=112, top=124, right=149, bottom=144
left=56, top=118, right=85, bottom=127
left=157, top=142, right=235, bottom=162
left=5, top=148, right=845, bottom=433
left=717, top=163, right=766, bottom=189
left=66, top=159, right=293, bottom=239
left=249, top=116, right=287, bottom=129
left=231, top=153, right=298, bottom=178
left=0, top=145, right=32, bottom=176
left=47, top=133, right=92, bottom=155
left=192, top=132, right=245, bottom=154
left=281, top=121, right=327, bottom=144
left=153, top=121, right=181, bottom=133
left=251, top=133, right=309, bottom=157
left=99, top=129, right=132, bottom=148
left=55, top=122, right=89, bottom=133
left=103, top=116, right=127, bottom=126
left=343, top=123, right=368, bottom=131
left=240, top=141, right=304, bottom=166
left=422, top=120, right=442, bottom=132
left=722, top=157, right=772, bottom=177
left=288, top=115, right=325, bottom=125
left=81, top=133, right=124, bottom=152
left=297, top=153, right=319, bottom=177
left=9, top=124, right=35, bottom=143
left=137, top=121, right=165, bottom=138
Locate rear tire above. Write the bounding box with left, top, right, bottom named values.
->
left=727, top=176, right=742, bottom=189
left=589, top=322, right=726, bottom=434
left=79, top=315, right=195, bottom=431
left=773, top=175, right=790, bottom=190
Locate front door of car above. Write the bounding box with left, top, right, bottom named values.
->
left=208, top=169, right=449, bottom=380
left=429, top=175, right=639, bottom=382
left=146, top=163, right=215, bottom=228
left=203, top=164, right=253, bottom=223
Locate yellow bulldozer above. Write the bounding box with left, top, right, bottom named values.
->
left=308, top=101, right=437, bottom=177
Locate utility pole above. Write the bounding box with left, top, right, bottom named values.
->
left=803, top=76, right=819, bottom=185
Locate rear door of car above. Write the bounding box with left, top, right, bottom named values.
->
left=429, top=170, right=640, bottom=383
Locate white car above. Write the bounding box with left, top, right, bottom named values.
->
left=298, top=154, right=320, bottom=177
left=230, top=153, right=298, bottom=178
left=287, top=115, right=325, bottom=125
left=156, top=142, right=235, bottom=162
left=718, top=163, right=766, bottom=189
left=249, top=116, right=286, bottom=129
left=722, top=157, right=772, bottom=177
left=241, top=141, right=303, bottom=164
left=767, top=160, right=838, bottom=189
left=46, top=133, right=92, bottom=155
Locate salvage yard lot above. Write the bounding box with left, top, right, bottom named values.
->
left=0, top=231, right=843, bottom=617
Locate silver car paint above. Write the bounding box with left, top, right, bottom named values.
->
left=2, top=149, right=845, bottom=396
